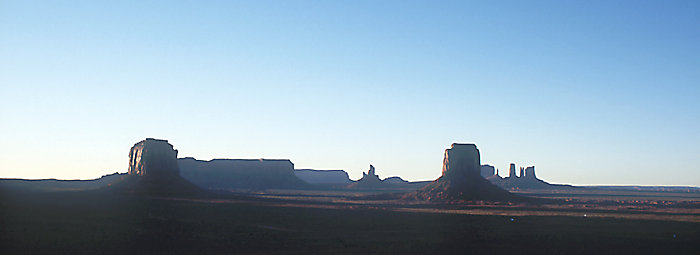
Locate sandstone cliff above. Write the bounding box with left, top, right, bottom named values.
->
left=110, top=138, right=202, bottom=196
left=405, top=143, right=513, bottom=201
left=128, top=138, right=180, bottom=177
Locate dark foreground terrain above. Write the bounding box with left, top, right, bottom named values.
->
left=1, top=189, right=698, bottom=255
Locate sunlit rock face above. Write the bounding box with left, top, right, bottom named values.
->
left=128, top=138, right=180, bottom=177
left=405, top=143, right=514, bottom=201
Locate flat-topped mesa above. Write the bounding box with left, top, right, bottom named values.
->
left=178, top=157, right=306, bottom=189
left=480, top=164, right=496, bottom=178
left=523, top=166, right=537, bottom=179
left=128, top=138, right=180, bottom=177
left=294, top=169, right=352, bottom=185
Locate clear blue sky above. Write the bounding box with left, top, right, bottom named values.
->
left=1, top=1, right=699, bottom=186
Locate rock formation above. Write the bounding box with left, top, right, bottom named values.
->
left=486, top=172, right=504, bottom=183
left=524, top=166, right=536, bottom=179
left=480, top=164, right=496, bottom=177
left=363, top=165, right=381, bottom=182
left=480, top=164, right=496, bottom=178
left=348, top=164, right=387, bottom=189
left=179, top=157, right=307, bottom=190
left=489, top=163, right=553, bottom=189
left=508, top=163, right=517, bottom=178
left=482, top=164, right=503, bottom=183
left=128, top=138, right=180, bottom=177
left=405, top=143, right=514, bottom=201
left=294, top=169, right=352, bottom=185
left=110, top=138, right=202, bottom=196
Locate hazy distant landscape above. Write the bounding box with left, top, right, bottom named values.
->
left=2, top=1, right=699, bottom=254
left=1, top=139, right=698, bottom=254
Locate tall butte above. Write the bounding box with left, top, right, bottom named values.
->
left=128, top=138, right=180, bottom=177
left=110, top=138, right=201, bottom=196
left=405, top=143, right=514, bottom=201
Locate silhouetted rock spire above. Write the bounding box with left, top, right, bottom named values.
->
left=348, top=164, right=385, bottom=189
left=489, top=163, right=552, bottom=189
left=508, top=163, right=517, bottom=178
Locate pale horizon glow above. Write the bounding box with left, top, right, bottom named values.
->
left=1, top=1, right=699, bottom=186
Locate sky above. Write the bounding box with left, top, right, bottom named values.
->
left=1, top=1, right=699, bottom=186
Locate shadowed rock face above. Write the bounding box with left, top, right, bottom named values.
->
left=348, top=164, right=386, bottom=189
left=179, top=158, right=307, bottom=189
left=524, top=166, right=536, bottom=179
left=508, top=163, right=517, bottom=178
left=294, top=169, right=352, bottom=185
left=405, top=143, right=514, bottom=201
left=491, top=164, right=552, bottom=189
left=128, top=138, right=180, bottom=177
left=383, top=176, right=408, bottom=184
left=442, top=144, right=481, bottom=179
left=480, top=164, right=496, bottom=178
left=111, top=138, right=202, bottom=196
left=362, top=165, right=381, bottom=182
